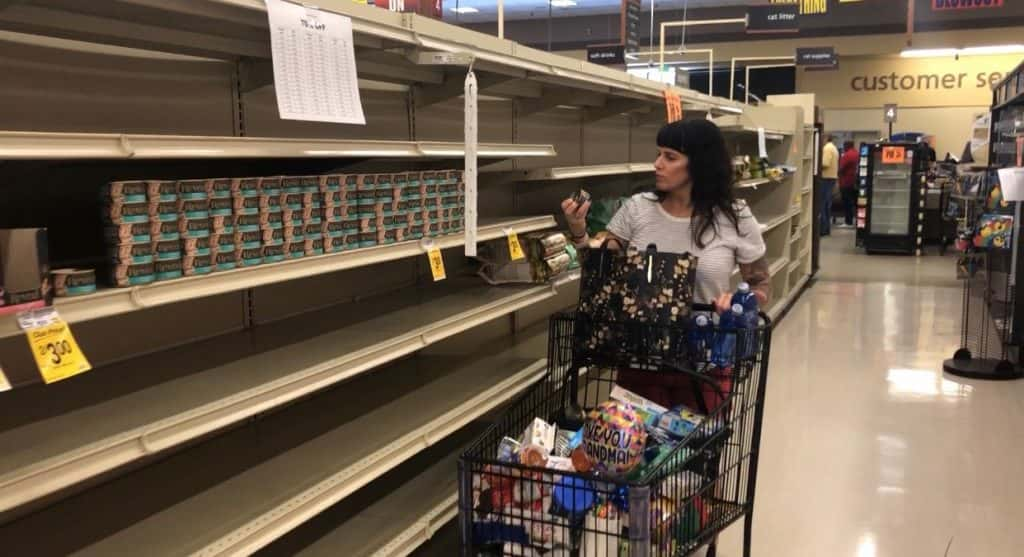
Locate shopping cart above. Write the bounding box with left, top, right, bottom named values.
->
left=458, top=306, right=772, bottom=557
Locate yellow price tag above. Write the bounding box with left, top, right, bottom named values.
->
left=428, top=247, right=446, bottom=281
left=0, top=366, right=11, bottom=392
left=507, top=230, right=525, bottom=261
left=25, top=318, right=91, bottom=384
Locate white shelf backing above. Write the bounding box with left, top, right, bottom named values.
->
left=0, top=216, right=556, bottom=339
left=760, top=212, right=792, bottom=233
left=768, top=258, right=790, bottom=277
left=0, top=273, right=579, bottom=514
left=0, top=131, right=556, bottom=160
left=72, top=352, right=549, bottom=557
left=293, top=432, right=467, bottom=557
left=521, top=162, right=654, bottom=181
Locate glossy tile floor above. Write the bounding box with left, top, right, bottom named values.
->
left=713, top=227, right=1024, bottom=557
left=416, top=227, right=1024, bottom=557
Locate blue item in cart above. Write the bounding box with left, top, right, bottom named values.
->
left=730, top=282, right=758, bottom=314
left=550, top=476, right=596, bottom=519
left=656, top=405, right=704, bottom=439
left=688, top=313, right=712, bottom=357
left=712, top=304, right=744, bottom=367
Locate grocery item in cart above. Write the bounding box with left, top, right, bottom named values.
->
left=582, top=400, right=647, bottom=476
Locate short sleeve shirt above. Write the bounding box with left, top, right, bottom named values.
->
left=606, top=193, right=767, bottom=303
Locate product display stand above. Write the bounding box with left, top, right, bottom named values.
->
left=945, top=60, right=1024, bottom=381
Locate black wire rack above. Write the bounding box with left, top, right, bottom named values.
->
left=946, top=248, right=1020, bottom=378
left=458, top=309, right=772, bottom=557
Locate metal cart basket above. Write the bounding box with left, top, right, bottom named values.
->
left=458, top=308, right=772, bottom=557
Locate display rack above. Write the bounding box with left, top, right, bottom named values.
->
left=945, top=59, right=1024, bottom=379
left=0, top=1, right=809, bottom=554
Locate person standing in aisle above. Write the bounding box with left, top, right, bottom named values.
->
left=838, top=140, right=859, bottom=227
left=561, top=118, right=771, bottom=408
left=562, top=119, right=771, bottom=311
left=820, top=135, right=839, bottom=236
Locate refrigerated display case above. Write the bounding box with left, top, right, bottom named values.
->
left=861, top=141, right=930, bottom=254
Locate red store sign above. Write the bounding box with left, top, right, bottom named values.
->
left=933, top=0, right=1003, bottom=10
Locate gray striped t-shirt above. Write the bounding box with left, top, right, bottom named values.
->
left=607, top=193, right=766, bottom=304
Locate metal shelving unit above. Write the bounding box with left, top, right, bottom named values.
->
left=521, top=162, right=654, bottom=181
left=0, top=273, right=578, bottom=514
left=0, top=131, right=557, bottom=160
left=71, top=351, right=547, bottom=556
left=0, top=216, right=557, bottom=338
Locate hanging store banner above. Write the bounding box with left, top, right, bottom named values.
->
left=588, top=44, right=626, bottom=66
left=932, top=0, right=1003, bottom=10
left=768, top=0, right=827, bottom=16
left=747, top=5, right=800, bottom=34
left=796, top=47, right=838, bottom=71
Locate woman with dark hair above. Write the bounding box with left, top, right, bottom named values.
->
left=562, top=119, right=771, bottom=312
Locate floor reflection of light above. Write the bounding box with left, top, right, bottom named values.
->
left=856, top=532, right=877, bottom=557
left=886, top=368, right=973, bottom=401
left=877, top=486, right=906, bottom=495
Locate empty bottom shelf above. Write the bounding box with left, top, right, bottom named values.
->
left=71, top=348, right=547, bottom=556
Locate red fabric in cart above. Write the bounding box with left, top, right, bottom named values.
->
left=616, top=367, right=732, bottom=413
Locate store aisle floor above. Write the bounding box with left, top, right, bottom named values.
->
left=716, top=227, right=1024, bottom=557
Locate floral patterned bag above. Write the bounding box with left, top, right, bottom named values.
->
left=575, top=242, right=698, bottom=366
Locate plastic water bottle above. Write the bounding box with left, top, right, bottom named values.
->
left=689, top=313, right=712, bottom=359
left=731, top=283, right=759, bottom=359
left=712, top=304, right=744, bottom=367
left=731, top=282, right=758, bottom=314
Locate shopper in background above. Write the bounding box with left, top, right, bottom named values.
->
left=562, top=119, right=771, bottom=311
left=820, top=135, right=839, bottom=236
left=839, top=140, right=858, bottom=227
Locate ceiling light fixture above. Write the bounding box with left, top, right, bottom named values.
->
left=900, top=45, right=1024, bottom=58
left=550, top=0, right=577, bottom=7
left=450, top=6, right=479, bottom=13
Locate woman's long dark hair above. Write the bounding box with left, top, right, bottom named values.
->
left=654, top=119, right=740, bottom=249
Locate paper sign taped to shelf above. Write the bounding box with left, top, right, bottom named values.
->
left=265, top=0, right=366, bottom=125
left=505, top=229, right=525, bottom=260
left=882, top=146, right=905, bottom=164
left=663, top=91, right=683, bottom=123
left=18, top=308, right=91, bottom=384
left=757, top=127, right=768, bottom=159
left=427, top=247, right=446, bottom=281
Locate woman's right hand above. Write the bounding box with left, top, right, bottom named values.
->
left=561, top=197, right=591, bottom=238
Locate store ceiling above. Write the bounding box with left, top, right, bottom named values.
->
left=443, top=0, right=753, bottom=23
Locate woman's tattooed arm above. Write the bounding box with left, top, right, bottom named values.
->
left=739, top=257, right=772, bottom=305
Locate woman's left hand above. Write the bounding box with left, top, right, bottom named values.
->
left=713, top=292, right=733, bottom=314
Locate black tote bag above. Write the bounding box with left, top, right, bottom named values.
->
left=575, top=242, right=698, bottom=363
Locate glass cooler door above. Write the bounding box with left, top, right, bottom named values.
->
left=868, top=146, right=913, bottom=236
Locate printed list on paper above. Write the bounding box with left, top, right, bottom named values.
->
left=265, top=0, right=366, bottom=125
